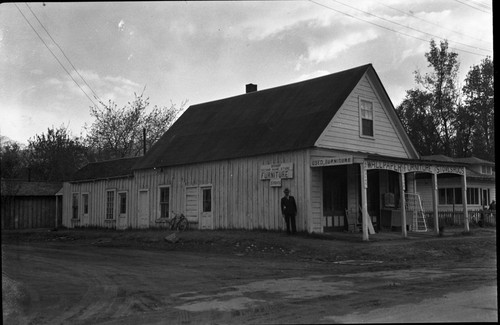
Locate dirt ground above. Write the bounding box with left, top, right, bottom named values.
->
left=2, top=226, right=498, bottom=324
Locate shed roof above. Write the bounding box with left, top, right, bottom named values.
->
left=1, top=180, right=62, bottom=196
left=421, top=155, right=495, bottom=166
left=134, top=64, right=373, bottom=170
left=70, top=157, right=141, bottom=182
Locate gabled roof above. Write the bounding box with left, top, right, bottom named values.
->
left=134, top=64, right=373, bottom=170
left=1, top=180, right=62, bottom=196
left=70, top=157, right=141, bottom=182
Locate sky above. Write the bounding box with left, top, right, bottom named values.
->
left=0, top=1, right=493, bottom=145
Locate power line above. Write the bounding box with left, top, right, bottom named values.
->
left=374, top=0, right=492, bottom=45
left=308, top=0, right=491, bottom=58
left=25, top=3, right=102, bottom=103
left=14, top=3, right=98, bottom=107
left=328, top=0, right=492, bottom=54
left=454, top=0, right=491, bottom=13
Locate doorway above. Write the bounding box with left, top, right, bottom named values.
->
left=322, top=166, right=347, bottom=231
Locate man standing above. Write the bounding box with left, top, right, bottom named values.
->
left=281, top=188, right=297, bottom=235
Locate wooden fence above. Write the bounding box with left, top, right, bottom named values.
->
left=424, top=209, right=496, bottom=228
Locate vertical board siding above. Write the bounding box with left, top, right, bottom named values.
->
left=62, top=149, right=332, bottom=232
left=130, top=149, right=311, bottom=231
left=315, top=75, right=409, bottom=158
left=1, top=196, right=56, bottom=230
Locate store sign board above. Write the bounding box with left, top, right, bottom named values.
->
left=260, top=163, right=293, bottom=180
left=364, top=160, right=465, bottom=175
left=310, top=156, right=353, bottom=167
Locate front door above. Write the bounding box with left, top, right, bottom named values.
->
left=200, top=186, right=213, bottom=230
left=138, top=190, right=149, bottom=228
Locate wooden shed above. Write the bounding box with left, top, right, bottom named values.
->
left=62, top=64, right=475, bottom=239
left=1, top=180, right=62, bottom=229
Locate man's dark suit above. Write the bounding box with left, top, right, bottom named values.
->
left=281, top=195, right=297, bottom=234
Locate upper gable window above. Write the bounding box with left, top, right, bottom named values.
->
left=359, top=99, right=374, bottom=137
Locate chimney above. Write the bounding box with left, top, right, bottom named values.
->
left=246, top=83, right=257, bottom=93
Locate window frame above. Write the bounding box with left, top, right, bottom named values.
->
left=105, top=189, right=116, bottom=220
left=159, top=185, right=171, bottom=219
left=202, top=187, right=212, bottom=213
left=118, top=191, right=127, bottom=216
left=82, top=192, right=89, bottom=216
left=359, top=97, right=375, bottom=138
left=72, top=192, right=79, bottom=220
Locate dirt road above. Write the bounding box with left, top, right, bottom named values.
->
left=2, top=228, right=497, bottom=324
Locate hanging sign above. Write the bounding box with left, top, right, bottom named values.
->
left=270, top=178, right=282, bottom=187
left=260, top=163, right=293, bottom=180
left=310, top=156, right=353, bottom=167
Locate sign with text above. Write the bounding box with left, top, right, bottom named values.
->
left=364, top=160, right=465, bottom=175
left=260, top=163, right=294, bottom=180
left=270, top=178, right=282, bottom=187
left=310, top=156, right=353, bottom=167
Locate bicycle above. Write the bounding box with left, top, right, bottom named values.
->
left=167, top=211, right=189, bottom=231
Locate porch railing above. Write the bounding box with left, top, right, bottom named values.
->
left=423, top=209, right=496, bottom=228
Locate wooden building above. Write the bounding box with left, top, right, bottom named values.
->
left=62, top=64, right=481, bottom=239
left=1, top=180, right=62, bottom=229
left=415, top=155, right=496, bottom=212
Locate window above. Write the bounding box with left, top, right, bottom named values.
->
left=202, top=188, right=212, bottom=212
left=106, top=190, right=115, bottom=219
left=119, top=192, right=127, bottom=214
left=439, top=188, right=463, bottom=205
left=72, top=193, right=79, bottom=219
left=82, top=193, right=89, bottom=215
left=160, top=187, right=170, bottom=218
left=467, top=188, right=479, bottom=205
left=360, top=99, right=374, bottom=137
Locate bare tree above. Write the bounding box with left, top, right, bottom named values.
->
left=85, top=90, right=187, bottom=161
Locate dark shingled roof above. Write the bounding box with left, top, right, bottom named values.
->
left=70, top=157, right=142, bottom=182
left=1, top=180, right=62, bottom=196
left=134, top=64, right=373, bottom=170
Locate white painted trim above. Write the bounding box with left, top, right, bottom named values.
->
left=105, top=189, right=117, bottom=220
left=358, top=96, right=375, bottom=139
left=158, top=185, right=171, bottom=219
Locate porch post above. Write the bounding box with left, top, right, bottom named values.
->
left=360, top=162, right=369, bottom=241
left=432, top=173, right=439, bottom=235
left=400, top=172, right=407, bottom=238
left=462, top=168, right=469, bottom=232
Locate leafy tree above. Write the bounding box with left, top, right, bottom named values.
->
left=27, top=126, right=87, bottom=181
left=85, top=90, right=186, bottom=161
left=0, top=136, right=28, bottom=180
left=396, top=89, right=441, bottom=155
left=414, top=39, right=460, bottom=156
left=461, top=57, right=494, bottom=161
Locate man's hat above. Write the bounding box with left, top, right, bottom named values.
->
left=284, top=188, right=290, bottom=193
